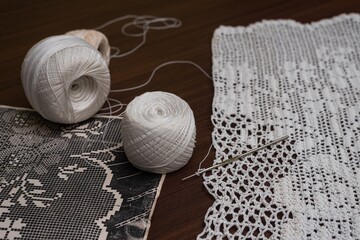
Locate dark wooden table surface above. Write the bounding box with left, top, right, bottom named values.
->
left=1, top=1, right=360, bottom=239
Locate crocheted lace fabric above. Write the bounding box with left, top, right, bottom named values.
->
left=0, top=107, right=163, bottom=240
left=199, top=14, right=360, bottom=239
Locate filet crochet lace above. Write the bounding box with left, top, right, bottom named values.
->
left=199, top=14, right=360, bottom=239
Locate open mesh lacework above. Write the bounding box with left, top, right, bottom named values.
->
left=199, top=14, right=360, bottom=239
left=0, top=108, right=163, bottom=239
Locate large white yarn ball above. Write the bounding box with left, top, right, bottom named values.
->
left=21, top=35, right=110, bottom=124
left=122, top=91, right=196, bottom=174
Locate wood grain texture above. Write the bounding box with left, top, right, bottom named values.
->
left=1, top=1, right=360, bottom=239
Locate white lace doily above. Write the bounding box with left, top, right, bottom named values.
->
left=199, top=14, right=360, bottom=239
left=0, top=107, right=163, bottom=239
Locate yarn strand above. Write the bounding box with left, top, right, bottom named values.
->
left=110, top=60, right=212, bottom=93
left=95, top=15, right=181, bottom=59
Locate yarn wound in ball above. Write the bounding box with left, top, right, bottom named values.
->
left=121, top=91, right=196, bottom=174
left=21, top=34, right=110, bottom=124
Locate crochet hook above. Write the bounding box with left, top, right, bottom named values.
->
left=182, top=135, right=289, bottom=181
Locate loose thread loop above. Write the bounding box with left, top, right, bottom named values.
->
left=95, top=15, right=182, bottom=58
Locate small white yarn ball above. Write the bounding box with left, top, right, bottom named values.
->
left=122, top=91, right=196, bottom=174
left=21, top=35, right=110, bottom=124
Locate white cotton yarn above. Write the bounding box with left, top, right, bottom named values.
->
left=21, top=33, right=110, bottom=124
left=20, top=17, right=198, bottom=174
left=121, top=91, right=196, bottom=174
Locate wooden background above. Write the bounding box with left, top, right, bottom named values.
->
left=1, top=1, right=360, bottom=239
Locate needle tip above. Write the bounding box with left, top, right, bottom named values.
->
left=182, top=173, right=197, bottom=181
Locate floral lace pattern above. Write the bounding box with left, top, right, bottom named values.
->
left=0, top=108, right=163, bottom=239
left=200, top=14, right=360, bottom=239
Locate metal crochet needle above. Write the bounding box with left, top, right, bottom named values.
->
left=182, top=135, right=289, bottom=181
